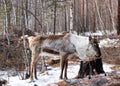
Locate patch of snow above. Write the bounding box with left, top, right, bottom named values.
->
left=84, top=30, right=117, bottom=37
left=0, top=63, right=114, bottom=86
left=99, top=38, right=119, bottom=48
left=4, top=64, right=79, bottom=86
left=85, top=31, right=103, bottom=36
left=103, top=63, right=114, bottom=72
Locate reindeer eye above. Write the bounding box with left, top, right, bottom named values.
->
left=93, top=43, right=96, bottom=46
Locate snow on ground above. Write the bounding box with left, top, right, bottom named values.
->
left=103, top=63, right=114, bottom=72
left=99, top=38, right=119, bottom=48
left=0, top=64, right=79, bottom=86
left=0, top=63, right=114, bottom=86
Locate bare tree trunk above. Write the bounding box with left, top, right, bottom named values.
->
left=70, top=0, right=73, bottom=32
left=73, top=0, right=76, bottom=32
left=116, top=0, right=120, bottom=35
left=25, top=0, right=28, bottom=28
left=84, top=0, right=86, bottom=32
left=93, top=6, right=96, bottom=32
left=21, top=0, right=29, bottom=74
left=34, top=0, right=37, bottom=32
left=77, top=0, right=81, bottom=34
left=86, top=0, right=88, bottom=32
left=64, top=0, right=67, bottom=32
left=106, top=0, right=116, bottom=33
left=11, top=0, right=17, bottom=26
left=94, top=0, right=105, bottom=34
left=82, top=0, right=84, bottom=32
left=53, top=0, right=57, bottom=34
left=3, top=0, right=10, bottom=46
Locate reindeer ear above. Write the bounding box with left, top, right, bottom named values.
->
left=89, top=35, right=92, bottom=41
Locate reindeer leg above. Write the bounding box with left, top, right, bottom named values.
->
left=34, top=62, right=38, bottom=80
left=59, top=56, right=65, bottom=79
left=76, top=61, right=84, bottom=78
left=88, top=62, right=92, bottom=79
left=30, top=55, right=37, bottom=82
left=30, top=60, right=34, bottom=82
left=64, top=59, right=68, bottom=79
left=34, top=55, right=40, bottom=80
left=28, top=60, right=31, bottom=79
left=95, top=58, right=106, bottom=76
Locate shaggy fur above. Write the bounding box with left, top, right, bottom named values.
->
left=77, top=38, right=105, bottom=79
left=21, top=33, right=99, bottom=81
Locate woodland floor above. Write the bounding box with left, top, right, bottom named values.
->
left=1, top=35, right=120, bottom=86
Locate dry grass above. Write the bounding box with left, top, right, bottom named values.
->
left=0, top=36, right=27, bottom=71
left=101, top=47, right=120, bottom=65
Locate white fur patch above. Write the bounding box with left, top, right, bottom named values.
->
left=28, top=36, right=35, bottom=43
left=69, top=33, right=96, bottom=60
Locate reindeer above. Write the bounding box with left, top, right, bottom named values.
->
left=77, top=37, right=106, bottom=79
left=21, top=33, right=99, bottom=81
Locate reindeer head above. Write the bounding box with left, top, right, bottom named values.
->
left=18, top=35, right=31, bottom=48
left=89, top=36, right=101, bottom=57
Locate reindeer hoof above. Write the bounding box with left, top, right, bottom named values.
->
left=25, top=73, right=30, bottom=79
left=35, top=77, right=38, bottom=80
left=64, top=77, right=68, bottom=80
left=59, top=76, right=63, bottom=79
left=88, top=76, right=91, bottom=79
left=104, top=73, right=107, bottom=76
left=75, top=74, right=84, bottom=79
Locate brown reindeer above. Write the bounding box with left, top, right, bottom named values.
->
left=21, top=33, right=99, bottom=81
